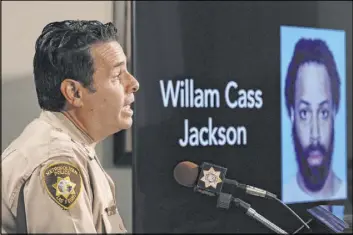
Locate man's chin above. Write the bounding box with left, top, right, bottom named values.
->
left=109, top=119, right=133, bottom=136
left=119, top=118, right=133, bottom=130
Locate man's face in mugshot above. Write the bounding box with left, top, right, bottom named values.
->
left=292, top=62, right=335, bottom=192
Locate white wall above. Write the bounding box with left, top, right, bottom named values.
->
left=1, top=1, right=132, bottom=232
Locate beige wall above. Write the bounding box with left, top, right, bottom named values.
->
left=1, top=1, right=132, bottom=232
left=1, top=1, right=113, bottom=81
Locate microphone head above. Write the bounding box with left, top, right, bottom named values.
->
left=173, top=161, right=200, bottom=187
left=174, top=161, right=228, bottom=197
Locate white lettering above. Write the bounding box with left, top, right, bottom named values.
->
left=178, top=118, right=247, bottom=147
left=224, top=81, right=263, bottom=109
left=160, top=79, right=220, bottom=108
left=160, top=80, right=180, bottom=107
left=225, top=81, right=238, bottom=108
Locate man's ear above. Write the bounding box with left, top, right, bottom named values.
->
left=60, top=79, right=84, bottom=108
left=290, top=107, right=294, bottom=123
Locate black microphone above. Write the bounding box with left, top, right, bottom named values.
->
left=174, top=161, right=277, bottom=199
left=173, top=161, right=288, bottom=234
left=174, top=161, right=311, bottom=231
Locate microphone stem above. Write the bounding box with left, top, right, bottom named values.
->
left=223, top=177, right=309, bottom=230
left=232, top=198, right=288, bottom=234
left=224, top=178, right=239, bottom=186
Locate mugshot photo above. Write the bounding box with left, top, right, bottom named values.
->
left=280, top=25, right=347, bottom=204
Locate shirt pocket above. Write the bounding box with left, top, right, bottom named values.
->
left=102, top=205, right=127, bottom=234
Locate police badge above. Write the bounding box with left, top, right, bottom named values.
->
left=200, top=167, right=223, bottom=189
left=194, top=162, right=227, bottom=196
left=42, top=162, right=83, bottom=210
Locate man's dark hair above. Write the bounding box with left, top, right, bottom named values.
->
left=284, top=38, right=341, bottom=116
left=33, top=20, right=118, bottom=111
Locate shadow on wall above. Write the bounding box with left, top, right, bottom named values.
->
left=1, top=75, right=41, bottom=152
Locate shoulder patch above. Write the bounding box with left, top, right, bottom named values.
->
left=42, top=162, right=83, bottom=210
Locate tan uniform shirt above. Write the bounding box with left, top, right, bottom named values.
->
left=1, top=111, right=127, bottom=234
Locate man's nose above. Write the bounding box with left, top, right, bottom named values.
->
left=310, top=116, right=320, bottom=145
left=126, top=73, right=140, bottom=93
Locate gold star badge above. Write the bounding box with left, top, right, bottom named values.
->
left=200, top=167, right=222, bottom=189
left=42, top=162, right=82, bottom=210
left=52, top=176, right=76, bottom=199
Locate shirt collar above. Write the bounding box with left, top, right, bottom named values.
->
left=39, top=110, right=97, bottom=148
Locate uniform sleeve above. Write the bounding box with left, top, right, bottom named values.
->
left=23, top=157, right=96, bottom=233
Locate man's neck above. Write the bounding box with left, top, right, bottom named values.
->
left=61, top=110, right=97, bottom=144
left=296, top=169, right=338, bottom=198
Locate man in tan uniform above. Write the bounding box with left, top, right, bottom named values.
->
left=2, top=20, right=139, bottom=233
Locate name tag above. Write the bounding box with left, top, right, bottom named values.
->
left=103, top=206, right=127, bottom=233
left=105, top=205, right=117, bottom=216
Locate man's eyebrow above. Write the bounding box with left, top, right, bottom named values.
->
left=299, top=99, right=310, bottom=106
left=299, top=99, right=329, bottom=106
left=112, top=61, right=125, bottom=68
left=319, top=100, right=329, bottom=106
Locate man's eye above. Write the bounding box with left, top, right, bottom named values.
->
left=299, top=110, right=308, bottom=120
left=320, top=109, right=329, bottom=119
left=114, top=70, right=125, bottom=80
left=113, top=75, right=120, bottom=80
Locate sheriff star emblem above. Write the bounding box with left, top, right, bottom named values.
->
left=42, top=162, right=82, bottom=210
left=200, top=167, right=222, bottom=189
left=52, top=176, right=77, bottom=199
